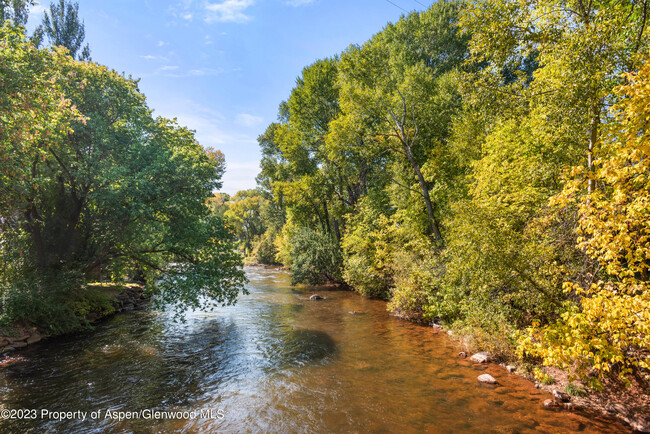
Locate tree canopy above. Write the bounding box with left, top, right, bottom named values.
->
left=1, top=17, right=246, bottom=332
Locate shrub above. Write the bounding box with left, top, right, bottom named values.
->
left=288, top=227, right=342, bottom=285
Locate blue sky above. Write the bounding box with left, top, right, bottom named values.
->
left=28, top=0, right=428, bottom=194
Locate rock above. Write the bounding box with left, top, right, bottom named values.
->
left=12, top=341, right=27, bottom=349
left=0, top=340, right=7, bottom=348
left=552, top=389, right=571, bottom=403
left=506, top=365, right=516, bottom=373
left=535, top=383, right=542, bottom=389
left=543, top=399, right=560, bottom=409
left=123, top=303, right=135, bottom=311
left=477, top=374, right=497, bottom=384
left=458, top=351, right=467, bottom=358
left=348, top=310, right=363, bottom=315
left=309, top=294, right=324, bottom=300
left=563, top=402, right=575, bottom=411
left=606, top=403, right=628, bottom=416
left=447, top=330, right=453, bottom=336
left=0, top=346, right=14, bottom=354
left=431, top=324, right=442, bottom=331
left=26, top=333, right=42, bottom=345
left=625, top=415, right=650, bottom=433
left=470, top=352, right=491, bottom=363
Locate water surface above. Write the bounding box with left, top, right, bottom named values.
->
left=0, top=266, right=628, bottom=433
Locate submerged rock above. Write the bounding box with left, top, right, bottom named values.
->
left=309, top=294, right=324, bottom=300
left=477, top=374, right=497, bottom=384
left=553, top=389, right=571, bottom=403
left=470, top=352, right=491, bottom=363
left=458, top=351, right=467, bottom=358
left=543, top=399, right=560, bottom=409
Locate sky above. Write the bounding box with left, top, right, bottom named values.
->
left=27, top=0, right=429, bottom=194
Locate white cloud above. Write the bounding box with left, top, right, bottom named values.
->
left=285, top=0, right=315, bottom=6
left=157, top=41, right=168, bottom=47
left=160, top=67, right=223, bottom=78
left=159, top=65, right=180, bottom=71
left=205, top=0, right=254, bottom=23
left=235, top=113, right=263, bottom=127
left=182, top=12, right=193, bottom=20
left=141, top=55, right=169, bottom=61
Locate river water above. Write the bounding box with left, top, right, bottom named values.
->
left=0, top=266, right=628, bottom=433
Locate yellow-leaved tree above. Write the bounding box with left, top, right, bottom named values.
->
left=518, top=54, right=650, bottom=388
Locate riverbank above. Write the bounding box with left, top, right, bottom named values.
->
left=442, top=327, right=650, bottom=432
left=0, top=283, right=150, bottom=355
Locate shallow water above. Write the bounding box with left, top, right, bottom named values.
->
left=0, top=266, right=629, bottom=433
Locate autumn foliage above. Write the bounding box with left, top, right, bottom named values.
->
left=518, top=56, right=650, bottom=387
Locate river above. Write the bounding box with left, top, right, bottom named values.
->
left=0, top=266, right=628, bottom=433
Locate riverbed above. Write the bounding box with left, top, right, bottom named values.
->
left=0, top=266, right=628, bottom=432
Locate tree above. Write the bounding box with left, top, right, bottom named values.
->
left=0, top=25, right=79, bottom=222
left=337, top=1, right=468, bottom=244
left=35, top=0, right=90, bottom=60
left=462, top=0, right=650, bottom=193
left=1, top=42, right=246, bottom=324
left=519, top=56, right=650, bottom=388
left=223, top=189, right=267, bottom=255
left=0, top=0, right=34, bottom=26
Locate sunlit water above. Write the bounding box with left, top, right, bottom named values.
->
left=0, top=266, right=628, bottom=433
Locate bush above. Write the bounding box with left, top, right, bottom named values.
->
left=288, top=227, right=342, bottom=285
left=0, top=269, right=115, bottom=335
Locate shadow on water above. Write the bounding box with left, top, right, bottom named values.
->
left=262, top=329, right=337, bottom=372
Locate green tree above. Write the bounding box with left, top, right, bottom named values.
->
left=337, top=1, right=468, bottom=243
left=0, top=0, right=34, bottom=26
left=35, top=0, right=90, bottom=60
left=223, top=189, right=267, bottom=255
left=1, top=39, right=246, bottom=326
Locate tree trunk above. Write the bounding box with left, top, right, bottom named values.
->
left=322, top=200, right=332, bottom=235
left=587, top=103, right=600, bottom=194
left=25, top=205, right=47, bottom=269
left=403, top=145, right=444, bottom=244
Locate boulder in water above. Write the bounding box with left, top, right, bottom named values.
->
left=470, top=352, right=491, bottom=363
left=309, top=294, right=324, bottom=300
left=477, top=374, right=497, bottom=384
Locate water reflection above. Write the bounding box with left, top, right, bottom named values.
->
left=0, top=266, right=629, bottom=433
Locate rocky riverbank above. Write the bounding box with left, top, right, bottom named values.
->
left=0, top=284, right=150, bottom=356
left=456, top=343, right=650, bottom=432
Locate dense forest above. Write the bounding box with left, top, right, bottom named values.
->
left=218, top=0, right=650, bottom=389
left=0, top=0, right=246, bottom=334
